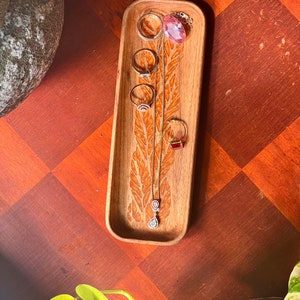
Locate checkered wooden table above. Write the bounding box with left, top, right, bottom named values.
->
left=0, top=0, right=299, bottom=299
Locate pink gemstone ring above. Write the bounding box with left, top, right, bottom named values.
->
left=163, top=12, right=193, bottom=44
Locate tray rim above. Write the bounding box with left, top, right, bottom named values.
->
left=106, top=0, right=206, bottom=245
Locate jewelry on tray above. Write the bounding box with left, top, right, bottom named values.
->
left=164, top=117, right=188, bottom=150
left=147, top=34, right=166, bottom=229
left=148, top=199, right=160, bottom=229
left=130, top=83, right=155, bottom=112
left=132, top=11, right=188, bottom=228
left=132, top=48, right=159, bottom=78
left=163, top=11, right=193, bottom=44
left=137, top=12, right=163, bottom=40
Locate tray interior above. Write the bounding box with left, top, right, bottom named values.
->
left=106, top=0, right=206, bottom=245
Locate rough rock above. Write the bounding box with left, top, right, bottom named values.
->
left=0, top=0, right=64, bottom=117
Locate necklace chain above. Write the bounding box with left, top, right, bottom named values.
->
left=151, top=34, right=165, bottom=201
left=133, top=11, right=189, bottom=228
left=148, top=24, right=166, bottom=229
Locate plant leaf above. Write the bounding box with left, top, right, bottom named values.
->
left=290, top=284, right=300, bottom=293
left=102, top=289, right=135, bottom=300
left=289, top=262, right=300, bottom=292
left=76, top=284, right=108, bottom=300
left=50, top=294, right=75, bottom=300
left=284, top=292, right=300, bottom=300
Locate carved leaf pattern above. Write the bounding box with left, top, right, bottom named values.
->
left=128, top=36, right=184, bottom=227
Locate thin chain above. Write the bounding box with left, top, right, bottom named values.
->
left=145, top=12, right=190, bottom=228
left=150, top=55, right=157, bottom=200
left=148, top=13, right=166, bottom=229
left=150, top=33, right=164, bottom=201
left=156, top=33, right=165, bottom=199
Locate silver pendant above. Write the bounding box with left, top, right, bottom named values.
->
left=151, top=199, right=160, bottom=212
left=137, top=103, right=151, bottom=112
left=148, top=216, right=159, bottom=229
left=148, top=199, right=160, bottom=229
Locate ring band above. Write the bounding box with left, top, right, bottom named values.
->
left=172, top=11, right=193, bottom=27
left=137, top=12, right=163, bottom=40
left=132, top=48, right=159, bottom=78
left=164, top=117, right=188, bottom=149
left=130, top=84, right=155, bottom=112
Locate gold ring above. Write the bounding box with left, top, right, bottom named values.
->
left=132, top=48, right=159, bottom=78
left=137, top=12, right=163, bottom=40
left=164, top=117, right=188, bottom=149
left=130, top=84, right=155, bottom=112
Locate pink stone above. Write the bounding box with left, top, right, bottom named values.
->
left=163, top=15, right=186, bottom=44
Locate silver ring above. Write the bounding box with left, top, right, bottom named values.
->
left=137, top=12, right=163, bottom=40
left=130, top=84, right=155, bottom=112
left=164, top=117, right=188, bottom=149
left=132, top=48, right=159, bottom=78
left=172, top=11, right=193, bottom=27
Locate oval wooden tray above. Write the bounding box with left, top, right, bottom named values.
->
left=106, top=0, right=206, bottom=245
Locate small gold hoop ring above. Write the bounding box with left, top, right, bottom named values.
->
left=137, top=12, right=163, bottom=40
left=130, top=84, right=155, bottom=112
left=132, top=48, right=159, bottom=78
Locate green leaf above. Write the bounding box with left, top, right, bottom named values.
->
left=50, top=295, right=75, bottom=300
left=102, top=289, right=135, bottom=300
left=290, top=284, right=300, bottom=293
left=75, top=284, right=108, bottom=300
left=284, top=292, right=300, bottom=300
left=289, top=262, right=300, bottom=292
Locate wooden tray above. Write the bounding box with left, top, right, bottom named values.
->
left=106, top=0, right=206, bottom=245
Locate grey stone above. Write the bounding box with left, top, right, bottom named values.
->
left=0, top=0, right=64, bottom=117
left=0, top=0, right=9, bottom=27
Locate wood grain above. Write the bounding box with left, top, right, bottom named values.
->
left=140, top=173, right=300, bottom=299
left=207, top=0, right=300, bottom=167
left=115, top=267, right=168, bottom=300
left=84, top=0, right=234, bottom=36
left=1, top=0, right=300, bottom=299
left=200, top=133, right=241, bottom=201
left=0, top=174, right=135, bottom=297
left=0, top=119, right=49, bottom=211
left=203, top=0, right=234, bottom=16
left=244, top=116, right=300, bottom=231
left=127, top=40, right=182, bottom=228
left=53, top=117, right=113, bottom=228
left=84, top=0, right=133, bottom=37
left=280, top=0, right=300, bottom=20
left=5, top=0, right=119, bottom=169
left=106, top=0, right=206, bottom=245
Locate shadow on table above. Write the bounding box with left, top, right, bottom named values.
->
left=188, top=0, right=215, bottom=228
left=0, top=252, right=47, bottom=300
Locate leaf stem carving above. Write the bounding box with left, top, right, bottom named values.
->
left=128, top=36, right=184, bottom=226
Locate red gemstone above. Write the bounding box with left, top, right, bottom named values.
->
left=170, top=140, right=184, bottom=149
left=163, top=15, right=186, bottom=44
